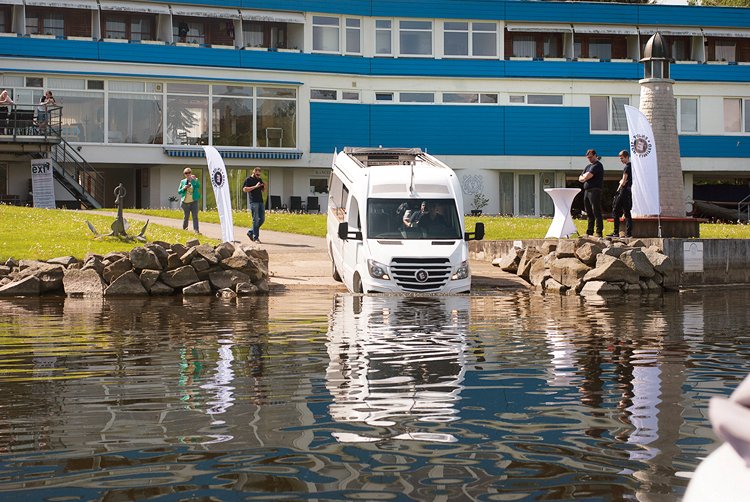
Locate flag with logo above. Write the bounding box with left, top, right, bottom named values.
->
left=203, top=146, right=234, bottom=242
left=624, top=105, right=660, bottom=216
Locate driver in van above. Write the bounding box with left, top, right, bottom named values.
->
left=405, top=201, right=449, bottom=234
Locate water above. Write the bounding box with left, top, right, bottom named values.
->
left=0, top=289, right=748, bottom=501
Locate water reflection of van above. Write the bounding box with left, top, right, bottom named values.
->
left=326, top=295, right=469, bottom=442
left=327, top=147, right=484, bottom=294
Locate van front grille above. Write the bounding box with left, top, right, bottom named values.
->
left=390, top=257, right=451, bottom=292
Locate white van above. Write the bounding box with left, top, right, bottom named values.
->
left=326, top=147, right=484, bottom=294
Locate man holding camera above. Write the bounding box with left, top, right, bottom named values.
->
left=243, top=167, right=266, bottom=243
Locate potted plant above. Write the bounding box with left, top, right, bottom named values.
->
left=471, top=192, right=489, bottom=216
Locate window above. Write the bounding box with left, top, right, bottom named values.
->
left=443, top=93, right=498, bottom=104
left=527, top=95, right=563, bottom=105
left=715, top=40, right=736, bottom=62
left=444, top=21, right=497, bottom=57
left=256, top=87, right=297, bottom=148
left=375, top=19, right=392, bottom=55
left=212, top=85, right=253, bottom=147
left=311, top=89, right=337, bottom=100
left=342, top=91, right=360, bottom=101
left=102, top=13, right=154, bottom=41
left=506, top=32, right=563, bottom=59
left=173, top=18, right=206, bottom=45
left=399, top=20, right=432, bottom=56
left=313, top=15, right=339, bottom=52
left=55, top=90, right=105, bottom=143
left=167, top=84, right=209, bottom=146
left=0, top=6, right=10, bottom=33
left=678, top=98, right=698, bottom=133
left=242, top=21, right=286, bottom=49
left=509, top=95, right=525, bottom=104
left=724, top=98, right=750, bottom=133
left=108, top=84, right=163, bottom=144
left=590, top=96, right=629, bottom=132
left=345, top=18, right=360, bottom=54
left=671, top=37, right=691, bottom=61
left=400, top=92, right=434, bottom=103
left=375, top=92, right=394, bottom=102
left=588, top=38, right=612, bottom=60
left=310, top=178, right=328, bottom=193
left=512, top=35, right=535, bottom=58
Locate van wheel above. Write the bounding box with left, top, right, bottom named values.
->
left=332, top=261, right=342, bottom=282
left=353, top=274, right=364, bottom=294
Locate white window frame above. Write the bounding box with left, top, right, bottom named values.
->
left=443, top=20, right=498, bottom=58
left=677, top=97, right=699, bottom=134
left=341, top=90, right=360, bottom=102
left=399, top=92, right=434, bottom=104
left=723, top=97, right=750, bottom=134
left=312, top=15, right=340, bottom=53
left=375, top=18, right=393, bottom=56
left=310, top=89, right=337, bottom=101
left=344, top=17, right=361, bottom=55
left=590, top=95, right=630, bottom=133
left=398, top=19, right=433, bottom=57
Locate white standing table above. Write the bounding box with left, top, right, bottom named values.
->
left=544, top=188, right=581, bottom=238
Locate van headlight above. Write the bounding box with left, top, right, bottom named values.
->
left=452, top=261, right=469, bottom=280
left=367, top=259, right=390, bottom=280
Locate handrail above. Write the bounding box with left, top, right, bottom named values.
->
left=1, top=103, right=62, bottom=142
left=49, top=136, right=105, bottom=209
left=739, top=194, right=750, bottom=223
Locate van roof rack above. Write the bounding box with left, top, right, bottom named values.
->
left=342, top=147, right=446, bottom=168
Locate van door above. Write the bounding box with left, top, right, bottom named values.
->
left=341, top=196, right=363, bottom=292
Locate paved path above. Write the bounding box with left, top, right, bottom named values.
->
left=92, top=211, right=528, bottom=293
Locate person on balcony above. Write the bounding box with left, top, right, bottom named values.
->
left=0, top=89, right=13, bottom=134
left=36, top=90, right=56, bottom=134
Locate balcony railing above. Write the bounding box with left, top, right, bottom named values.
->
left=0, top=104, right=62, bottom=142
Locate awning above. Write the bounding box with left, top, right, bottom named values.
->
left=505, top=23, right=572, bottom=33
left=639, top=27, right=703, bottom=37
left=99, top=1, right=170, bottom=15
left=573, top=24, right=638, bottom=36
left=240, top=9, right=305, bottom=24
left=3, top=0, right=23, bottom=6
left=702, top=27, right=750, bottom=38
left=170, top=5, right=240, bottom=20
left=163, top=147, right=303, bottom=160
left=24, top=0, right=97, bottom=9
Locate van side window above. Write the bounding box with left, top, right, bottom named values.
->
left=329, top=173, right=347, bottom=222
left=349, top=196, right=360, bottom=230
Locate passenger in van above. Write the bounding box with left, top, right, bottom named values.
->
left=406, top=201, right=450, bottom=236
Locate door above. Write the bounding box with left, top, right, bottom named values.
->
left=498, top=172, right=514, bottom=215
left=518, top=174, right=535, bottom=216
left=341, top=195, right=363, bottom=292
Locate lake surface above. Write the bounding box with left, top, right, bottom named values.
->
left=0, top=288, right=748, bottom=501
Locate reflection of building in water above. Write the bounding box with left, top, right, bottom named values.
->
left=326, top=295, right=468, bottom=441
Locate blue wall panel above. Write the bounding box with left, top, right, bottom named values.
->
left=310, top=103, right=371, bottom=153
left=369, top=58, right=503, bottom=78
left=100, top=42, right=243, bottom=67
left=680, top=136, right=750, bottom=158
left=0, top=37, right=100, bottom=61
left=504, top=60, right=642, bottom=80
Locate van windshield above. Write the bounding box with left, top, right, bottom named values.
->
left=367, top=198, right=462, bottom=240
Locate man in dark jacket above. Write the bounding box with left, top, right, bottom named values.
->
left=578, top=149, right=604, bottom=237
left=609, top=150, right=633, bottom=238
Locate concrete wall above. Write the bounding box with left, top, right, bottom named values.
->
left=470, top=238, right=750, bottom=288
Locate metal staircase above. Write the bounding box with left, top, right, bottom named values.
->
left=48, top=137, right=104, bottom=209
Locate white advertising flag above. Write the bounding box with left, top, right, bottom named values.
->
left=624, top=105, right=660, bottom=216
left=203, top=146, right=234, bottom=242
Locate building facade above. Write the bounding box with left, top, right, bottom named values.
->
left=0, top=0, right=749, bottom=215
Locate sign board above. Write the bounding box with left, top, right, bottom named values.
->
left=31, top=158, right=55, bottom=209
left=683, top=241, right=704, bottom=273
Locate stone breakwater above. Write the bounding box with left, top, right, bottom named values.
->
left=493, top=235, right=674, bottom=296
left=0, top=239, right=269, bottom=298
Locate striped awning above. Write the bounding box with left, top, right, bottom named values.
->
left=164, top=147, right=303, bottom=160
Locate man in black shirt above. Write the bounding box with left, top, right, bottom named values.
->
left=609, top=150, right=633, bottom=238
left=243, top=168, right=265, bottom=243
left=578, top=149, right=604, bottom=238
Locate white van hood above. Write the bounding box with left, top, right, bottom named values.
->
left=367, top=239, right=467, bottom=261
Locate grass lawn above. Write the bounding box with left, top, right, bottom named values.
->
left=0, top=205, right=219, bottom=261
left=2, top=205, right=748, bottom=261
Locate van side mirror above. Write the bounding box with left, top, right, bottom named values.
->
left=338, top=221, right=362, bottom=241
left=465, top=222, right=485, bottom=241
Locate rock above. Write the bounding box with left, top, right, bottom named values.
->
left=643, top=248, right=674, bottom=275
left=216, top=288, right=237, bottom=299
left=180, top=246, right=198, bottom=265
left=4, top=258, right=19, bottom=268
left=170, top=243, right=187, bottom=257
left=81, top=255, right=105, bottom=276
left=160, top=265, right=200, bottom=288
left=47, top=256, right=78, bottom=267
left=139, top=269, right=160, bottom=290
left=517, top=247, right=542, bottom=280
left=144, top=243, right=169, bottom=269
left=102, top=257, right=133, bottom=284
left=575, top=241, right=606, bottom=266
left=254, top=278, right=270, bottom=294
left=584, top=257, right=640, bottom=284
left=555, top=239, right=576, bottom=258
left=17, top=261, right=64, bottom=292
left=245, top=247, right=269, bottom=267
left=580, top=280, right=623, bottom=295
left=191, top=257, right=210, bottom=272
left=129, top=247, right=162, bottom=271
left=236, top=282, right=259, bottom=295
left=209, top=269, right=252, bottom=290
left=0, top=265, right=10, bottom=276
left=62, top=268, right=105, bottom=296
left=0, top=275, right=41, bottom=296
left=549, top=257, right=591, bottom=289
left=149, top=281, right=174, bottom=296
left=528, top=257, right=550, bottom=287
left=215, top=242, right=235, bottom=261
left=540, top=240, right=558, bottom=255
left=492, top=248, right=522, bottom=273
left=645, top=278, right=662, bottom=291
left=544, top=277, right=568, bottom=293
left=185, top=238, right=200, bottom=248
left=620, top=249, right=655, bottom=279
left=602, top=246, right=629, bottom=258
left=104, top=270, right=148, bottom=296
left=167, top=253, right=183, bottom=270
left=183, top=280, right=212, bottom=295
left=194, top=244, right=219, bottom=265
